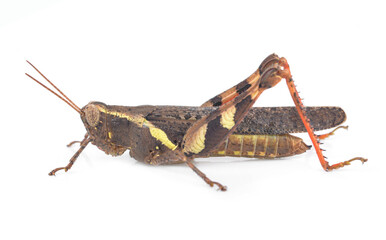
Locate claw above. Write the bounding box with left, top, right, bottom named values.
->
left=67, top=141, right=81, bottom=147
left=359, top=157, right=368, bottom=164
left=48, top=167, right=66, bottom=176
left=212, top=182, right=227, bottom=191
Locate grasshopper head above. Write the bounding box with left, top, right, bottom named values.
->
left=25, top=62, right=125, bottom=156
left=81, top=101, right=111, bottom=147
left=81, top=102, right=107, bottom=139
left=81, top=102, right=127, bottom=156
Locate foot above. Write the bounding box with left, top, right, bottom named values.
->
left=327, top=157, right=368, bottom=171
left=211, top=181, right=227, bottom=191
left=48, top=167, right=67, bottom=176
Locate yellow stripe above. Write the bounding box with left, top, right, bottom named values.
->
left=148, top=126, right=177, bottom=150
left=217, top=150, right=225, bottom=155
left=252, top=135, right=258, bottom=156
left=143, top=120, right=177, bottom=150
left=268, top=135, right=277, bottom=158
left=184, top=124, right=208, bottom=154
left=247, top=151, right=254, bottom=156
left=262, top=135, right=269, bottom=157
left=96, top=106, right=146, bottom=126
left=97, top=105, right=177, bottom=150
left=220, top=106, right=236, bottom=130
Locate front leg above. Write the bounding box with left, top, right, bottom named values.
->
left=49, top=133, right=91, bottom=176
left=145, top=150, right=227, bottom=191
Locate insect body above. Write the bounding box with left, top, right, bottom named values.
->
left=26, top=54, right=367, bottom=191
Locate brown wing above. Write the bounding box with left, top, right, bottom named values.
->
left=145, top=106, right=346, bottom=136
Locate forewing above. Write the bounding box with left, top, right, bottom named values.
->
left=145, top=106, right=347, bottom=137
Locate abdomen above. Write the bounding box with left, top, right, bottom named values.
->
left=211, top=134, right=310, bottom=158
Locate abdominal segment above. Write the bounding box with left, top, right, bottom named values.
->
left=211, top=134, right=310, bottom=158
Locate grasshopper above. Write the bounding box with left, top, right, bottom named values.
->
left=26, top=54, right=367, bottom=191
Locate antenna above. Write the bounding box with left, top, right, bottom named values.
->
left=25, top=61, right=82, bottom=113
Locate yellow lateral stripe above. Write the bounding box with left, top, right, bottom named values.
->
left=239, top=134, right=244, bottom=157
left=263, top=135, right=269, bottom=157
left=252, top=135, right=258, bottom=156
left=233, top=151, right=241, bottom=155
left=97, top=105, right=177, bottom=150
left=247, top=151, right=254, bottom=156
left=148, top=127, right=177, bottom=150
left=217, top=150, right=225, bottom=155
left=97, top=106, right=135, bottom=122
left=184, top=124, right=208, bottom=154
left=142, top=119, right=177, bottom=151
left=220, top=106, right=236, bottom=130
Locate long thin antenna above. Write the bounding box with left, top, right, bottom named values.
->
left=26, top=60, right=82, bottom=113
left=25, top=73, right=81, bottom=113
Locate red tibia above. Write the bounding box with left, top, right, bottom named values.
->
left=286, top=77, right=329, bottom=170
left=279, top=57, right=367, bottom=171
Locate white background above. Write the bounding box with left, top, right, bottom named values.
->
left=1, top=1, right=385, bottom=239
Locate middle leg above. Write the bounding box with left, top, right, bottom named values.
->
left=186, top=161, right=227, bottom=191
left=317, top=126, right=348, bottom=140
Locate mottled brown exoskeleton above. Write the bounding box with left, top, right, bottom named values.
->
left=26, top=54, right=367, bottom=191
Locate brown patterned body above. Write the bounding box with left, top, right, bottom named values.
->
left=81, top=103, right=343, bottom=164
left=27, top=53, right=366, bottom=191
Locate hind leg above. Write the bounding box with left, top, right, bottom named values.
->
left=279, top=57, right=367, bottom=171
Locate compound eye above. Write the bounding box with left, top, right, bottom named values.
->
left=85, top=104, right=100, bottom=127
